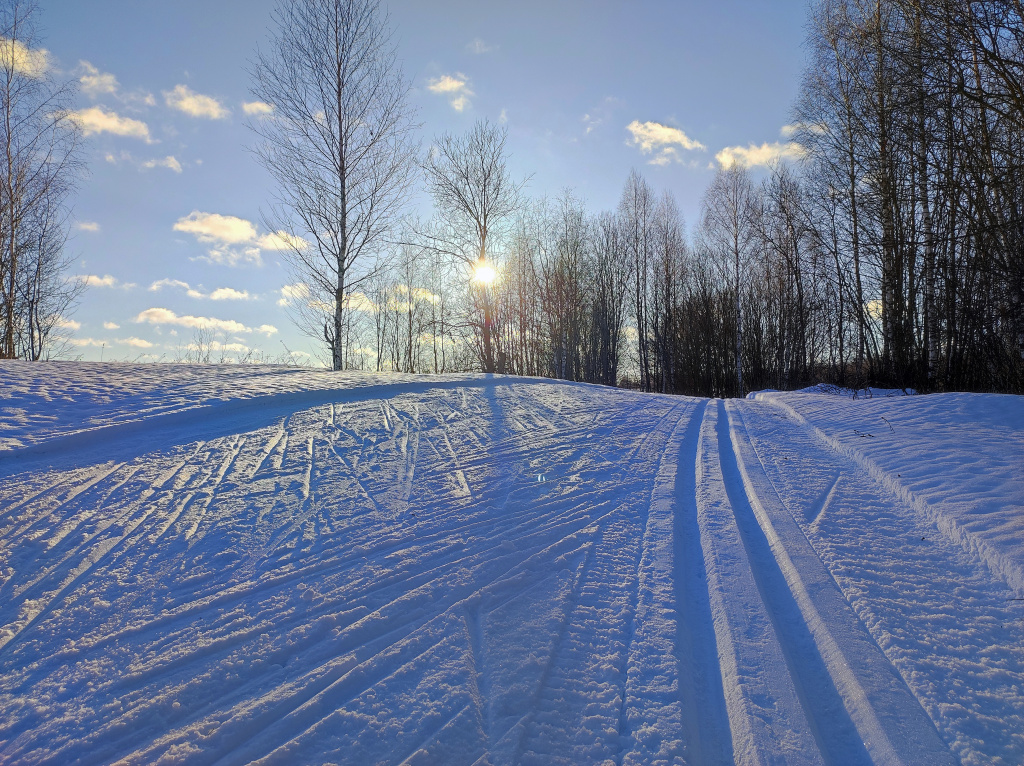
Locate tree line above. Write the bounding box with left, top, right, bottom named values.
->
left=266, top=0, right=1022, bottom=394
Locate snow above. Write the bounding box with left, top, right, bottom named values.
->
left=1, top=363, right=1022, bottom=764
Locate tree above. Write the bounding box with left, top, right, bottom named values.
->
left=0, top=0, right=81, bottom=360
left=421, top=119, right=526, bottom=373
left=250, top=0, right=418, bottom=371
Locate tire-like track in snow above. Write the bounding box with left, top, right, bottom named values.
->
left=1, top=377, right=1022, bottom=764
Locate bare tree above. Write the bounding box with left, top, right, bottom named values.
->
left=421, top=119, right=527, bottom=373
left=249, top=0, right=418, bottom=371
left=0, top=0, right=82, bottom=360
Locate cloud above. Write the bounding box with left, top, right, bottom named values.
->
left=174, top=212, right=307, bottom=267
left=53, top=317, right=81, bottom=331
left=780, top=122, right=828, bottom=139
left=278, top=282, right=310, bottom=307
left=164, top=84, right=229, bottom=119
left=103, top=321, right=120, bottom=330
left=75, top=221, right=101, bottom=233
left=78, top=60, right=118, bottom=97
left=67, top=107, right=152, bottom=141
left=626, top=120, right=705, bottom=165
left=715, top=141, right=805, bottom=170
left=345, top=292, right=377, bottom=313
left=120, top=336, right=154, bottom=348
left=242, top=100, right=274, bottom=116
left=256, top=324, right=278, bottom=336
left=149, top=278, right=251, bottom=301
left=0, top=37, right=49, bottom=77
left=427, top=73, right=473, bottom=112
left=80, top=274, right=135, bottom=289
left=209, top=287, right=251, bottom=301
left=256, top=230, right=307, bottom=251
left=141, top=155, right=182, bottom=173
left=466, top=38, right=495, bottom=54
left=136, top=307, right=251, bottom=334
left=173, top=210, right=257, bottom=244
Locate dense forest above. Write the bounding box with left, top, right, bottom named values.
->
left=336, top=0, right=1024, bottom=395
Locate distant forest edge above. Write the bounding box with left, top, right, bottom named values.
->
left=3, top=0, right=1023, bottom=396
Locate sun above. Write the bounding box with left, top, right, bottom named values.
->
left=473, top=260, right=496, bottom=285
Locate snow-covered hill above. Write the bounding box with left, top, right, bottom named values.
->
left=1, top=363, right=1022, bottom=765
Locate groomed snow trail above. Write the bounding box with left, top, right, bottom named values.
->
left=0, top=366, right=1021, bottom=765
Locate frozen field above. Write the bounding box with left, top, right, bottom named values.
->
left=0, top=362, right=1022, bottom=765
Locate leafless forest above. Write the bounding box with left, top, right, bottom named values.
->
left=337, top=0, right=1024, bottom=395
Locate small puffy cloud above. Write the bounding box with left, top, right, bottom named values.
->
left=67, top=107, right=152, bottom=141
left=466, top=38, right=495, bottom=54
left=164, top=84, right=229, bottom=120
left=715, top=141, right=805, bottom=170
left=136, top=307, right=251, bottom=334
left=243, top=100, right=274, bottom=116
left=0, top=37, right=49, bottom=77
left=780, top=122, right=828, bottom=139
left=209, top=287, right=251, bottom=301
left=141, top=155, right=182, bottom=173
left=78, top=60, right=118, bottom=97
left=278, top=282, right=309, bottom=307
left=174, top=211, right=257, bottom=245
left=53, top=317, right=81, bottom=331
left=346, top=292, right=377, bottom=313
left=626, top=120, right=705, bottom=165
left=81, top=274, right=135, bottom=289
left=427, top=73, right=473, bottom=112
left=76, top=221, right=101, bottom=233
left=120, top=336, right=154, bottom=348
left=103, top=321, right=120, bottom=330
left=256, top=324, right=278, bottom=336
left=149, top=278, right=250, bottom=301
left=256, top=230, right=307, bottom=251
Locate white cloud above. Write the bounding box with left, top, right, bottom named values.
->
left=242, top=101, right=274, bottom=116
left=141, top=155, right=182, bottom=173
left=120, top=336, right=154, bottom=348
left=67, top=107, right=152, bottom=141
left=149, top=278, right=250, bottom=301
left=256, top=324, right=278, bottom=336
left=209, top=287, right=251, bottom=301
left=715, top=141, right=805, bottom=170
left=78, top=60, right=118, bottom=97
left=174, top=212, right=308, bottom=267
left=76, top=221, right=101, bottom=233
left=346, top=292, right=377, bottom=313
left=278, top=282, right=310, bottom=307
left=256, top=230, right=307, bottom=251
left=427, top=73, right=473, bottom=112
left=164, top=84, right=229, bottom=120
left=173, top=211, right=257, bottom=245
left=103, top=321, right=120, bottom=330
left=53, top=317, right=81, bottom=331
left=626, top=120, right=705, bottom=165
left=780, top=122, right=828, bottom=139
left=0, top=37, right=49, bottom=77
left=466, top=38, right=495, bottom=54
left=80, top=274, right=135, bottom=289
left=498, top=108, right=508, bottom=124
left=136, top=307, right=251, bottom=334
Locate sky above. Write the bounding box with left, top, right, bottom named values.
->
left=41, top=0, right=810, bottom=365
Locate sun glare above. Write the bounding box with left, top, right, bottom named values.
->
left=473, top=261, right=496, bottom=284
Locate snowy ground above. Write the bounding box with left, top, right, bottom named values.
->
left=1, top=362, right=1022, bottom=765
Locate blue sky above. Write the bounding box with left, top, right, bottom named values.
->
left=43, top=0, right=809, bottom=364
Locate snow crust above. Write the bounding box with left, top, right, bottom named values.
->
left=1, top=363, right=1021, bottom=764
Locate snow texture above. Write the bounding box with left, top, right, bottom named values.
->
left=0, top=362, right=1021, bottom=764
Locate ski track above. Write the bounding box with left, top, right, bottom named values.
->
left=0, top=367, right=1019, bottom=764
